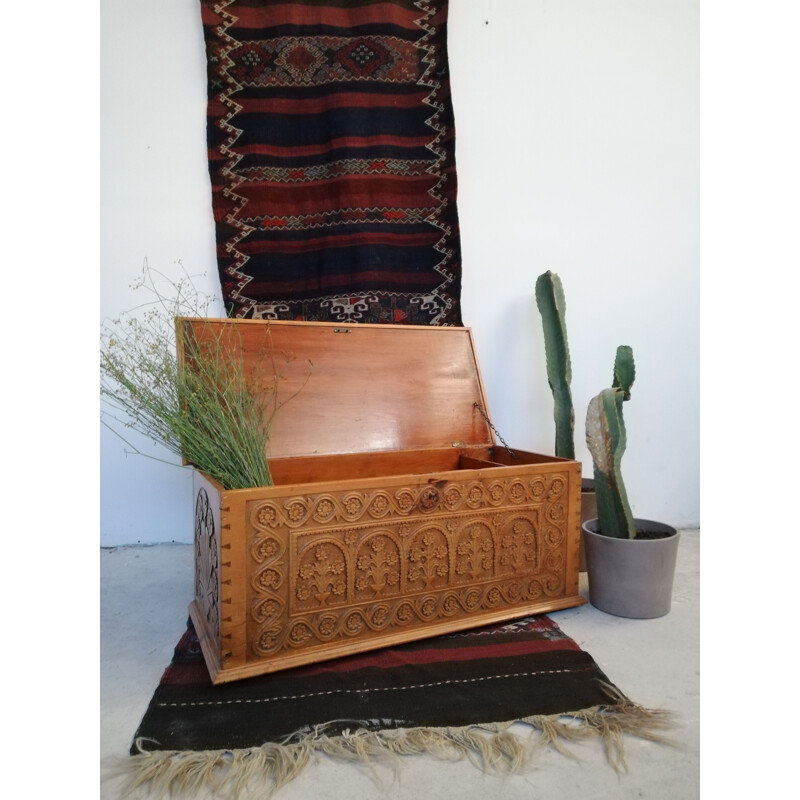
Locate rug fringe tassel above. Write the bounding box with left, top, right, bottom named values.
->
left=524, top=683, right=675, bottom=772
left=109, top=691, right=676, bottom=799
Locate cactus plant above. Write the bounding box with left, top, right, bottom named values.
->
left=585, top=346, right=636, bottom=538
left=535, top=271, right=575, bottom=459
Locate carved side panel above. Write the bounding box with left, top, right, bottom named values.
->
left=193, top=472, right=221, bottom=649
left=245, top=469, right=573, bottom=660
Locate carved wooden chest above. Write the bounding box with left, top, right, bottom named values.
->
left=182, top=319, right=585, bottom=683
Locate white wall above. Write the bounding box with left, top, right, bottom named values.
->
left=100, top=0, right=699, bottom=545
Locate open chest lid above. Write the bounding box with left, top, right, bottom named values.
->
left=177, top=318, right=495, bottom=460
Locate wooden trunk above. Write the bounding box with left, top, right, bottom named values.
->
left=181, top=319, right=585, bottom=683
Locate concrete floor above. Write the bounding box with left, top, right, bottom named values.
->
left=100, top=530, right=699, bottom=799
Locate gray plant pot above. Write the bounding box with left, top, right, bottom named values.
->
left=582, top=518, right=680, bottom=619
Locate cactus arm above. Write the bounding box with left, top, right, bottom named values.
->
left=535, top=271, right=575, bottom=460
left=612, top=345, right=635, bottom=400
left=585, top=388, right=636, bottom=538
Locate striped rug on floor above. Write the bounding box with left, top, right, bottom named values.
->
left=118, top=615, right=674, bottom=798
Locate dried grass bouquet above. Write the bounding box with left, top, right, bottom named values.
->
left=100, top=264, right=309, bottom=489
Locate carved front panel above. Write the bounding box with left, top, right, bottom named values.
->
left=245, top=470, right=571, bottom=661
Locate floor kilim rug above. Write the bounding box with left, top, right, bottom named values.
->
left=119, top=615, right=673, bottom=798
left=200, top=0, right=463, bottom=325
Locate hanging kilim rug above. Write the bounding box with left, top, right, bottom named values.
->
left=117, top=616, right=673, bottom=798
left=200, top=0, right=463, bottom=325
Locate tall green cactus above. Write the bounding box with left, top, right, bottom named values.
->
left=585, top=346, right=636, bottom=538
left=535, top=271, right=575, bottom=459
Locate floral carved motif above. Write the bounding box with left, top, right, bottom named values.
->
left=354, top=533, right=401, bottom=600
left=396, top=490, right=416, bottom=512
left=253, top=535, right=281, bottom=563
left=253, top=597, right=282, bottom=625
left=407, top=527, right=449, bottom=591
left=488, top=482, right=505, bottom=503
left=254, top=503, right=279, bottom=529
left=498, top=516, right=539, bottom=576
left=256, top=568, right=282, bottom=592
left=194, top=487, right=220, bottom=647
left=530, top=478, right=547, bottom=500
left=465, top=484, right=485, bottom=508
left=296, top=541, right=347, bottom=609
left=454, top=522, right=494, bottom=583
left=313, top=497, right=336, bottom=523
left=368, top=493, right=392, bottom=518
left=443, top=485, right=463, bottom=509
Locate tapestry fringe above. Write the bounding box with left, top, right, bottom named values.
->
left=108, top=686, right=675, bottom=799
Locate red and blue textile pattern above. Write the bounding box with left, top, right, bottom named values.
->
left=132, top=615, right=616, bottom=753
left=200, top=1, right=463, bottom=325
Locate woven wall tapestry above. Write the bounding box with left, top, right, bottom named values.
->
left=200, top=0, right=463, bottom=325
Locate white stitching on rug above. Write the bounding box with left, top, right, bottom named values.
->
left=157, top=666, right=594, bottom=708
